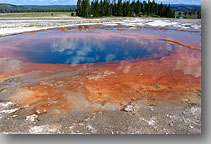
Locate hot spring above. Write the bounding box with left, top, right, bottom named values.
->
left=0, top=27, right=199, bottom=65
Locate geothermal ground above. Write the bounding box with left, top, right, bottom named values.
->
left=0, top=14, right=201, bottom=134
left=0, top=12, right=201, bottom=36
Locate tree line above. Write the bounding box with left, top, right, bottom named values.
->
left=0, top=9, right=72, bottom=13
left=0, top=4, right=76, bottom=13
left=76, top=0, right=175, bottom=18
left=177, top=9, right=201, bottom=19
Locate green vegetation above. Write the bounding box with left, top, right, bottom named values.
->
left=175, top=8, right=201, bottom=19
left=171, top=4, right=201, bottom=19
left=0, top=2, right=201, bottom=19
left=0, top=3, right=76, bottom=13
left=0, top=12, right=73, bottom=17
left=76, top=0, right=175, bottom=18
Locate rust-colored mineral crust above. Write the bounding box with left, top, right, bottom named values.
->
left=0, top=27, right=201, bottom=114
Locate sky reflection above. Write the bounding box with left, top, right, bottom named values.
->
left=41, top=33, right=178, bottom=64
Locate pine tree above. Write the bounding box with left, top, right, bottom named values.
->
left=110, top=2, right=114, bottom=16
left=197, top=8, right=201, bottom=19
left=76, top=0, right=175, bottom=18
left=151, top=0, right=156, bottom=15
left=87, top=0, right=91, bottom=17
left=104, top=0, right=110, bottom=16
left=91, top=0, right=100, bottom=17
left=122, top=1, right=130, bottom=17
left=80, top=0, right=91, bottom=17
left=143, top=0, right=147, bottom=15
left=148, top=0, right=151, bottom=15
left=135, top=0, right=141, bottom=16
left=130, top=0, right=136, bottom=16
left=117, top=0, right=123, bottom=16
left=76, top=0, right=82, bottom=16
left=112, top=0, right=117, bottom=16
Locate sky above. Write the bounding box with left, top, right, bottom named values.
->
left=0, top=0, right=201, bottom=5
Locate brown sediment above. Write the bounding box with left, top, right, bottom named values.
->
left=9, top=83, right=73, bottom=114
left=4, top=46, right=201, bottom=114
left=0, top=74, right=7, bottom=79
left=83, top=57, right=200, bottom=106
left=53, top=28, right=68, bottom=32
left=147, top=36, right=201, bottom=50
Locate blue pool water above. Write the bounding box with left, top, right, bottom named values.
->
left=1, top=29, right=179, bottom=64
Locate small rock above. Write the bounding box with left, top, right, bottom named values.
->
left=189, top=125, right=194, bottom=129
left=26, top=114, right=38, bottom=122
left=123, top=105, right=134, bottom=112
left=169, top=122, right=174, bottom=127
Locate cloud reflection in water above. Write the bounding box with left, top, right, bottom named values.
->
left=49, top=34, right=177, bottom=64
